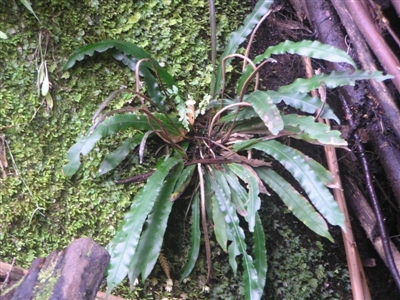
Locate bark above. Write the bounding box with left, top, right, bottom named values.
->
left=344, top=0, right=400, bottom=92
left=0, top=238, right=111, bottom=300
left=344, top=176, right=400, bottom=271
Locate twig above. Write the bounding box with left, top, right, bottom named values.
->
left=0, top=258, right=16, bottom=290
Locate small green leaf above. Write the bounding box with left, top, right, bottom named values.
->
left=0, top=31, right=8, bottom=39
left=44, top=93, right=53, bottom=111
left=180, top=193, right=201, bottom=281
left=63, top=131, right=102, bottom=176
left=41, top=70, right=49, bottom=96
left=256, top=168, right=333, bottom=241
left=20, top=0, right=41, bottom=23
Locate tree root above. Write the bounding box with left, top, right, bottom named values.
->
left=302, top=0, right=400, bottom=291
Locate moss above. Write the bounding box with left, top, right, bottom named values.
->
left=261, top=197, right=352, bottom=300
left=34, top=254, right=61, bottom=300
left=0, top=0, right=247, bottom=297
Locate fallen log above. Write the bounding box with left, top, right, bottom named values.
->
left=0, top=237, right=125, bottom=300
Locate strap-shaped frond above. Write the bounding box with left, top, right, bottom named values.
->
left=256, top=40, right=357, bottom=67
left=281, top=114, right=347, bottom=146
left=222, top=166, right=248, bottom=217
left=256, top=167, right=334, bottom=241
left=237, top=40, right=358, bottom=92
left=278, top=70, right=393, bottom=94
left=245, top=91, right=284, bottom=135
left=106, top=155, right=182, bottom=297
left=112, top=52, right=165, bottom=109
left=170, top=165, right=196, bottom=201
left=228, top=163, right=261, bottom=232
left=219, top=90, right=340, bottom=124
left=98, top=135, right=143, bottom=176
left=234, top=140, right=345, bottom=231
left=212, top=0, right=274, bottom=97
left=212, top=193, right=229, bottom=253
left=63, top=114, right=184, bottom=176
left=65, top=40, right=175, bottom=88
left=208, top=168, right=262, bottom=300
left=253, top=213, right=267, bottom=293
left=127, top=162, right=184, bottom=284
left=266, top=91, right=340, bottom=123
left=180, top=193, right=201, bottom=281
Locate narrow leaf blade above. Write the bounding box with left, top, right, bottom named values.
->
left=246, top=91, right=284, bottom=135
left=139, top=162, right=184, bottom=281
left=212, top=194, right=229, bottom=253
left=255, top=40, right=357, bottom=68
left=228, top=163, right=261, bottom=232
left=234, top=140, right=345, bottom=230
left=212, top=0, right=274, bottom=96
left=282, top=114, right=347, bottom=146
left=98, top=135, right=143, bottom=176
left=253, top=213, right=267, bottom=292
left=267, top=90, right=340, bottom=123
left=278, top=70, right=393, bottom=94
left=106, top=156, right=182, bottom=296
left=180, top=192, right=201, bottom=281
left=256, top=168, right=333, bottom=241
left=209, top=168, right=261, bottom=300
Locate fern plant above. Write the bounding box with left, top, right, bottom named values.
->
left=63, top=1, right=392, bottom=299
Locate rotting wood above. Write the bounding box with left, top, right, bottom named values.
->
left=0, top=237, right=123, bottom=300
left=343, top=176, right=400, bottom=271
left=0, top=262, right=27, bottom=283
